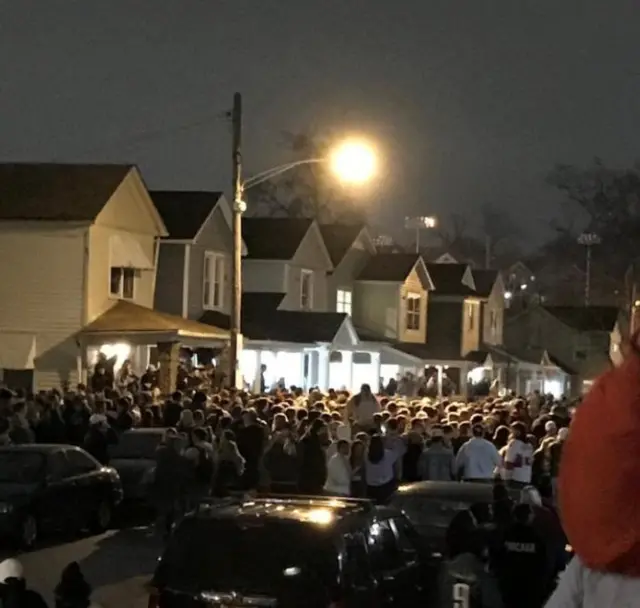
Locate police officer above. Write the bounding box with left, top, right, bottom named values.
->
left=492, top=503, right=555, bottom=608
left=438, top=509, right=503, bottom=608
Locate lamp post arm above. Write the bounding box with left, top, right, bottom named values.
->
left=242, top=158, right=324, bottom=190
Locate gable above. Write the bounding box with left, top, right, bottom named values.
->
left=435, top=253, right=459, bottom=264
left=461, top=265, right=476, bottom=290
left=95, top=168, right=167, bottom=236
left=194, top=202, right=234, bottom=253
left=291, top=222, right=333, bottom=270
left=332, top=317, right=359, bottom=348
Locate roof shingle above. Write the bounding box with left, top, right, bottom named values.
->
left=470, top=269, right=499, bottom=298
left=0, top=163, right=132, bottom=221
left=319, top=224, right=364, bottom=266
left=357, top=253, right=421, bottom=282
left=150, top=190, right=222, bottom=240
left=543, top=306, right=620, bottom=332
left=242, top=218, right=312, bottom=260
left=426, top=263, right=477, bottom=296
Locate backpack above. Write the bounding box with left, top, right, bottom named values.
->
left=195, top=446, right=214, bottom=484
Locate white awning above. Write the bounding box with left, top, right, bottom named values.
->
left=110, top=234, right=154, bottom=269
left=0, top=333, right=36, bottom=370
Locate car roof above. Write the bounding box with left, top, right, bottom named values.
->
left=193, top=497, right=385, bottom=529
left=394, top=481, right=498, bottom=501
left=120, top=428, right=167, bottom=435
left=0, top=444, right=78, bottom=453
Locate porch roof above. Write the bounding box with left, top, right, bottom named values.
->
left=80, top=301, right=229, bottom=344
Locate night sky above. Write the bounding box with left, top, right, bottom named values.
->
left=1, top=1, right=639, bottom=242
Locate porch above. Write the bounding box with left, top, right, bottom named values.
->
left=79, top=300, right=229, bottom=393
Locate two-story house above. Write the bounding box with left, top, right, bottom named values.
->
left=190, top=217, right=374, bottom=391
left=351, top=253, right=435, bottom=386
left=0, top=164, right=228, bottom=393
left=504, top=305, right=621, bottom=395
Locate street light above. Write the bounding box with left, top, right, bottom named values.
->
left=228, top=93, right=378, bottom=386
left=405, top=216, right=437, bottom=253
left=577, top=232, right=601, bottom=306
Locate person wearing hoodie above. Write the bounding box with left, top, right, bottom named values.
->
left=324, top=440, right=352, bottom=496
left=263, top=425, right=300, bottom=494
left=298, top=419, right=329, bottom=495
left=55, top=561, right=92, bottom=608
left=0, top=558, right=48, bottom=608
left=83, top=415, right=118, bottom=466
left=438, top=510, right=504, bottom=608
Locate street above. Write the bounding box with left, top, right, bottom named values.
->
left=0, top=525, right=162, bottom=608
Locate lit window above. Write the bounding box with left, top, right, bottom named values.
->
left=406, top=293, right=421, bottom=330
left=203, top=252, right=225, bottom=310
left=336, top=289, right=352, bottom=315
left=301, top=270, right=314, bottom=310
left=109, top=267, right=136, bottom=300
left=467, top=302, right=475, bottom=331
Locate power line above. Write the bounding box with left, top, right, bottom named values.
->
left=63, top=109, right=231, bottom=158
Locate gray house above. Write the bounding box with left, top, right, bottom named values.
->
left=152, top=191, right=245, bottom=321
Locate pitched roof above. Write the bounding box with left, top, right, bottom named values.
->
left=471, top=269, right=499, bottom=298
left=80, top=300, right=228, bottom=338
left=0, top=163, right=133, bottom=221
left=319, top=223, right=365, bottom=266
left=357, top=253, right=422, bottom=282
left=150, top=190, right=223, bottom=240
left=200, top=304, right=349, bottom=343
left=425, top=263, right=477, bottom=296
left=241, top=218, right=313, bottom=260
left=543, top=305, right=620, bottom=332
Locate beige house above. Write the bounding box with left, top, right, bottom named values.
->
left=0, top=163, right=228, bottom=393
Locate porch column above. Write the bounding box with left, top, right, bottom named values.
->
left=515, top=366, right=522, bottom=395
left=372, top=351, right=381, bottom=393
left=157, top=341, right=180, bottom=395
left=437, top=365, right=444, bottom=398
left=459, top=363, right=468, bottom=396
left=318, top=346, right=330, bottom=391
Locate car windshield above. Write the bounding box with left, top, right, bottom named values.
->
left=157, top=518, right=336, bottom=597
left=0, top=452, right=45, bottom=483
left=110, top=432, right=164, bottom=459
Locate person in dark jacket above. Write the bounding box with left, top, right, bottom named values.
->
left=439, top=512, right=503, bottom=608
left=162, top=392, right=184, bottom=428
left=0, top=558, right=48, bottom=608
left=492, top=503, right=555, bottom=608
left=9, top=402, right=35, bottom=444
left=35, top=404, right=67, bottom=443
left=298, top=420, right=328, bottom=495
left=55, top=561, right=92, bottom=608
left=235, top=409, right=266, bottom=491
left=264, top=425, right=300, bottom=493
left=83, top=415, right=118, bottom=465
left=64, top=397, right=91, bottom=446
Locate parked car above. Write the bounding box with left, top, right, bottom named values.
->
left=109, top=428, right=185, bottom=503
left=149, top=496, right=427, bottom=608
left=0, top=444, right=123, bottom=548
left=390, top=481, right=517, bottom=557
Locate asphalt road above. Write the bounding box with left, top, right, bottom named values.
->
left=0, top=524, right=162, bottom=608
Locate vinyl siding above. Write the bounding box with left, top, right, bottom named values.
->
left=326, top=238, right=371, bottom=312
left=188, top=205, right=233, bottom=320
left=461, top=299, right=482, bottom=355
left=353, top=281, right=400, bottom=339
left=0, top=223, right=86, bottom=389
left=280, top=225, right=332, bottom=311
left=399, top=267, right=428, bottom=343
left=154, top=243, right=186, bottom=317
left=242, top=260, right=287, bottom=293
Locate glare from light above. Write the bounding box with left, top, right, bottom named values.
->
left=329, top=139, right=377, bottom=184
left=504, top=291, right=513, bottom=300
left=520, top=283, right=528, bottom=290
left=468, top=366, right=486, bottom=384
left=305, top=508, right=334, bottom=525
left=283, top=566, right=301, bottom=577
left=634, top=300, right=640, bottom=308
left=99, top=343, right=131, bottom=369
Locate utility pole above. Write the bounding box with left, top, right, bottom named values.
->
left=578, top=232, right=601, bottom=306
left=484, top=235, right=491, bottom=269
left=229, top=92, right=244, bottom=387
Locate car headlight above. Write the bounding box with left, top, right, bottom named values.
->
left=0, top=503, right=14, bottom=514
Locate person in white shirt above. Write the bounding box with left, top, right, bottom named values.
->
left=346, top=384, right=380, bottom=432
left=455, top=424, right=501, bottom=482
left=502, top=421, right=533, bottom=488
left=324, top=440, right=352, bottom=496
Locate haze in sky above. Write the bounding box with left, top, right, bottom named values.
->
left=1, top=0, right=639, bottom=242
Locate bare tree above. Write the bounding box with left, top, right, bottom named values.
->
left=245, top=131, right=364, bottom=223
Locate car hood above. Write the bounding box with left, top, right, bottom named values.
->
left=110, top=459, right=154, bottom=484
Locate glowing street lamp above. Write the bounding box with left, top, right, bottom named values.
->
left=328, top=139, right=377, bottom=185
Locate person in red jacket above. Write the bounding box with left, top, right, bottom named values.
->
left=559, top=330, right=640, bottom=576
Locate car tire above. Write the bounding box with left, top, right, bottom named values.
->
left=90, top=501, right=112, bottom=534
left=19, top=515, right=38, bottom=550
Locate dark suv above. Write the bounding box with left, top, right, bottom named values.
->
left=148, top=496, right=426, bottom=607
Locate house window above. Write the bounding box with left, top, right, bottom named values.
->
left=406, top=293, right=421, bottom=330
left=203, top=252, right=225, bottom=310
left=467, top=302, right=475, bottom=330
left=109, top=267, right=136, bottom=300
left=301, top=270, right=314, bottom=310
left=337, top=289, right=352, bottom=315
